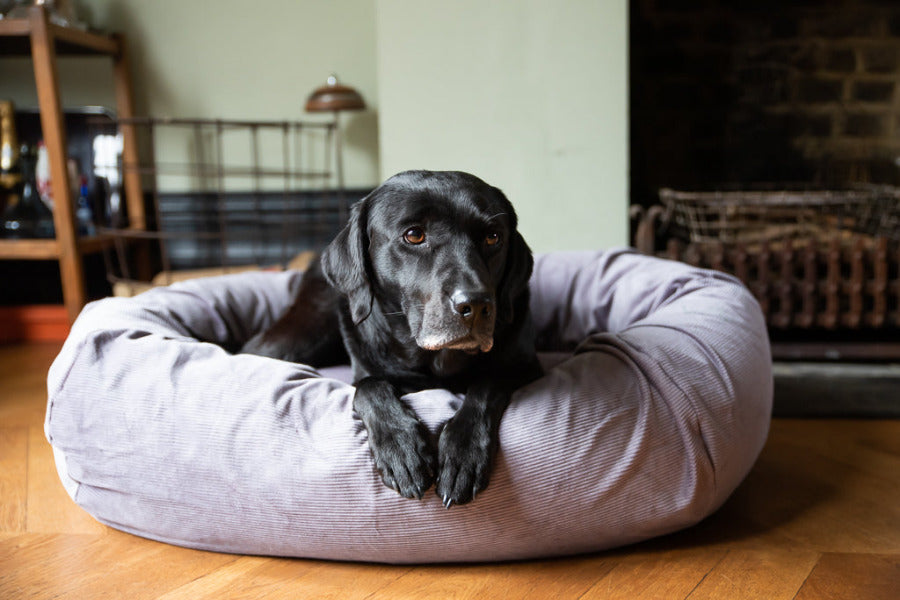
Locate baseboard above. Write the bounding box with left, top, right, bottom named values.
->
left=0, top=305, right=70, bottom=343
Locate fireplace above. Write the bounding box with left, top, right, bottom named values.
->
left=630, top=0, right=900, bottom=364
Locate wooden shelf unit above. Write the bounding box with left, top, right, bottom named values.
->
left=0, top=6, right=144, bottom=322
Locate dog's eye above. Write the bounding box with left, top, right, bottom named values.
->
left=403, top=227, right=426, bottom=245
left=485, top=231, right=501, bottom=246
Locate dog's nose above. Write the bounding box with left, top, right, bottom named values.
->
left=450, top=291, right=493, bottom=322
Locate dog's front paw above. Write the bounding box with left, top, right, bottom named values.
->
left=435, top=413, right=494, bottom=508
left=366, top=417, right=435, bottom=500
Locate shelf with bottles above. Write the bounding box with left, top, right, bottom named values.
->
left=0, top=4, right=142, bottom=323
left=0, top=105, right=122, bottom=259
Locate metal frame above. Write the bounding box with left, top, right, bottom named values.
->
left=96, top=117, right=344, bottom=288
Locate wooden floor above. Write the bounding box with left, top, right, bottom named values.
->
left=1, top=343, right=898, bottom=599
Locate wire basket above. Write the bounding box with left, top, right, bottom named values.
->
left=659, top=186, right=900, bottom=244
left=90, top=117, right=353, bottom=292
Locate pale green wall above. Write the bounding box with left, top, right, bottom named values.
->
left=376, top=0, right=629, bottom=251
left=1, top=0, right=628, bottom=249
left=0, top=0, right=380, bottom=188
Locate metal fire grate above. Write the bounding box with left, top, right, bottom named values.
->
left=92, top=117, right=349, bottom=290
left=634, top=187, right=900, bottom=360
left=659, top=187, right=899, bottom=244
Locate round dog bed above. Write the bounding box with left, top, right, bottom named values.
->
left=45, top=249, right=772, bottom=563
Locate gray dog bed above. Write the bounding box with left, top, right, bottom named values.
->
left=45, top=249, right=772, bottom=563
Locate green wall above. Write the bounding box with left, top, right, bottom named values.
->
left=376, top=0, right=628, bottom=250
left=1, top=0, right=628, bottom=250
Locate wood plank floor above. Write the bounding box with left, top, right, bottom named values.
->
left=1, top=342, right=898, bottom=599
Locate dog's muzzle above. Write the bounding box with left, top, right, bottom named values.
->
left=415, top=290, right=496, bottom=353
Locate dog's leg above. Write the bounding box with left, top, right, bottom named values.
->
left=435, top=380, right=511, bottom=507
left=353, top=377, right=435, bottom=500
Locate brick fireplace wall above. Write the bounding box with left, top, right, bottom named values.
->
left=631, top=0, right=900, bottom=207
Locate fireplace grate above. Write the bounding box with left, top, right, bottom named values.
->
left=659, top=187, right=899, bottom=244
left=633, top=188, right=900, bottom=360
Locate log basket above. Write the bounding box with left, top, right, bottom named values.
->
left=632, top=187, right=900, bottom=360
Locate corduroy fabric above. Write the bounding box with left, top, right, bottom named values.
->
left=45, top=249, right=772, bottom=563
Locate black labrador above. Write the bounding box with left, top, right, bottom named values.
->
left=242, top=170, right=542, bottom=507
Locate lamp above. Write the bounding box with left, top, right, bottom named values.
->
left=304, top=75, right=365, bottom=211
left=305, top=75, right=366, bottom=113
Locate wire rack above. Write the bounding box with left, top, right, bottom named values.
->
left=92, top=117, right=350, bottom=290
left=659, top=186, right=900, bottom=244
left=633, top=188, right=900, bottom=358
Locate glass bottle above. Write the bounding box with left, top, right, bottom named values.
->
left=2, top=144, right=56, bottom=239
left=75, top=175, right=95, bottom=236
left=0, top=100, right=21, bottom=214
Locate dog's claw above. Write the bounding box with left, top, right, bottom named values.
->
left=443, top=494, right=453, bottom=509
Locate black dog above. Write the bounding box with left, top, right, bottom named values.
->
left=243, top=170, right=542, bottom=507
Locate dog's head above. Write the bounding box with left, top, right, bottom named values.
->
left=321, top=170, right=533, bottom=354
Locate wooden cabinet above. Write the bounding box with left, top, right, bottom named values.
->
left=0, top=5, right=144, bottom=322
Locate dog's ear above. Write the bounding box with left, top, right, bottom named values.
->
left=491, top=185, right=533, bottom=324
left=320, top=198, right=373, bottom=324
left=497, top=230, right=534, bottom=324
